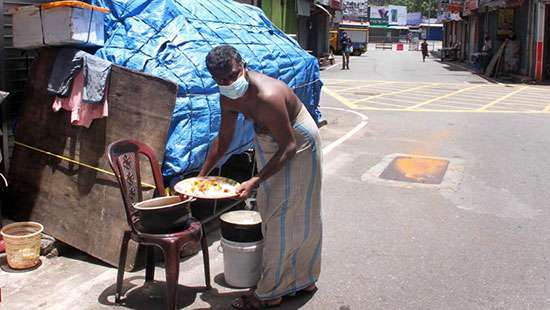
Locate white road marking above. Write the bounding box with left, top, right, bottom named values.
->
left=323, top=63, right=339, bottom=71
left=320, top=107, right=368, bottom=155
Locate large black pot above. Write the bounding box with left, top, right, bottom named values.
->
left=134, top=196, right=192, bottom=234
left=220, top=210, right=262, bottom=242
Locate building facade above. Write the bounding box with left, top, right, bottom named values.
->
left=439, top=0, right=550, bottom=80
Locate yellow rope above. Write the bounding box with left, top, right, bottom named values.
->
left=14, top=141, right=156, bottom=189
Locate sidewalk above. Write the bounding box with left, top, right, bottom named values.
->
left=434, top=55, right=539, bottom=85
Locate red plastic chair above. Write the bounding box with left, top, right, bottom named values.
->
left=106, top=139, right=210, bottom=310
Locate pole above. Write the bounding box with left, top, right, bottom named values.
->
left=428, top=1, right=432, bottom=49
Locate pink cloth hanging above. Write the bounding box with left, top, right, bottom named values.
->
left=52, top=70, right=108, bottom=128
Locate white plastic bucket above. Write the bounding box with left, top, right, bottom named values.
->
left=220, top=238, right=263, bottom=288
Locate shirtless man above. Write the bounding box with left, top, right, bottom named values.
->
left=201, top=45, right=323, bottom=309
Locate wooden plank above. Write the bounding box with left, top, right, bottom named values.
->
left=485, top=40, right=507, bottom=77
left=6, top=48, right=178, bottom=270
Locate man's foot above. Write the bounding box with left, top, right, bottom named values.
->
left=302, top=283, right=318, bottom=293
left=232, top=295, right=283, bottom=309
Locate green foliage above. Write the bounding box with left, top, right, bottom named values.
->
left=369, top=0, right=438, bottom=17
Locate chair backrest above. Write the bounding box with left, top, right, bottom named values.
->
left=106, top=139, right=166, bottom=232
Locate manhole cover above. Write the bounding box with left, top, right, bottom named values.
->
left=352, top=91, right=380, bottom=96
left=379, top=156, right=449, bottom=184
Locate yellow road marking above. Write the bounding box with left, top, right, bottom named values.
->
left=322, top=79, right=482, bottom=86
left=322, top=86, right=358, bottom=109
left=543, top=105, right=550, bottom=112
left=406, top=85, right=485, bottom=110
left=324, top=81, right=354, bottom=87
left=433, top=101, right=485, bottom=108
left=335, top=81, right=393, bottom=93
left=366, top=96, right=423, bottom=104
left=477, top=86, right=529, bottom=111
left=500, top=100, right=548, bottom=108
left=426, top=103, right=478, bottom=110
left=353, top=106, right=550, bottom=113
left=363, top=101, right=410, bottom=108
left=350, top=83, right=440, bottom=104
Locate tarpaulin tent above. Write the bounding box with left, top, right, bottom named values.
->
left=92, top=0, right=323, bottom=178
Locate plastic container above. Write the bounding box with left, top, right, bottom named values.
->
left=11, top=5, right=44, bottom=49
left=1, top=222, right=44, bottom=269
left=11, top=1, right=109, bottom=49
left=220, top=238, right=263, bottom=288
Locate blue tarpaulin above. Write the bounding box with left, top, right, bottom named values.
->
left=92, top=0, right=322, bottom=178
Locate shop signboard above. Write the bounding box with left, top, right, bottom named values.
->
left=437, top=0, right=463, bottom=22
left=447, top=0, right=464, bottom=12
left=497, top=8, right=514, bottom=35
left=505, top=0, right=524, bottom=7
left=479, top=0, right=523, bottom=8
left=369, top=5, right=388, bottom=26
left=407, top=12, right=422, bottom=26
left=479, top=0, right=506, bottom=8
left=463, top=0, right=479, bottom=15
left=343, top=0, right=369, bottom=19
left=388, top=5, right=407, bottom=26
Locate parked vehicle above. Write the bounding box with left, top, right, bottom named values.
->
left=330, top=27, right=368, bottom=56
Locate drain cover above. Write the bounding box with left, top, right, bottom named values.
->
left=379, top=156, right=449, bottom=184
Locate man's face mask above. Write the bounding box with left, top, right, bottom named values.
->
left=218, top=69, right=249, bottom=100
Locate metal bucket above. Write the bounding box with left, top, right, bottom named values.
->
left=1, top=222, right=43, bottom=269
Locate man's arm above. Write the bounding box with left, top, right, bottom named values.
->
left=198, top=102, right=237, bottom=176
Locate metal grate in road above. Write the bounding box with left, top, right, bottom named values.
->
left=379, top=156, right=450, bottom=184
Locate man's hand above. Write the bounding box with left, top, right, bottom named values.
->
left=236, top=177, right=260, bottom=200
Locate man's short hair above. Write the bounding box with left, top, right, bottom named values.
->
left=206, top=45, right=243, bottom=76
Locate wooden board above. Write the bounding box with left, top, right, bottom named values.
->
left=485, top=40, right=507, bottom=77
left=6, top=48, right=178, bottom=270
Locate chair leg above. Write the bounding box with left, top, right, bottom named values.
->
left=162, top=243, right=180, bottom=310
left=145, top=245, right=155, bottom=283
left=115, top=231, right=130, bottom=304
left=200, top=226, right=211, bottom=289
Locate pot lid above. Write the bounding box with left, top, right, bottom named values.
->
left=220, top=210, right=261, bottom=225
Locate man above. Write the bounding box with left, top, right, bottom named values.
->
left=421, top=39, right=429, bottom=62
left=481, top=35, right=492, bottom=72
left=340, top=32, right=352, bottom=70
left=201, top=45, right=323, bottom=309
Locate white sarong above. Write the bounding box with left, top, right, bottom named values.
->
left=253, top=106, right=323, bottom=300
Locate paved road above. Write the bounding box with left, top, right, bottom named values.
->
left=5, top=50, right=550, bottom=310
left=309, top=50, right=550, bottom=309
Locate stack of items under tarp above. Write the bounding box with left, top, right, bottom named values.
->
left=91, top=0, right=323, bottom=180
left=7, top=48, right=178, bottom=269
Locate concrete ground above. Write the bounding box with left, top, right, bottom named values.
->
left=3, top=49, right=550, bottom=310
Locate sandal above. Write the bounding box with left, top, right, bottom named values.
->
left=301, top=284, right=318, bottom=293
left=232, top=295, right=283, bottom=309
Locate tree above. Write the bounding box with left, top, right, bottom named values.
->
left=369, top=0, right=438, bottom=18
